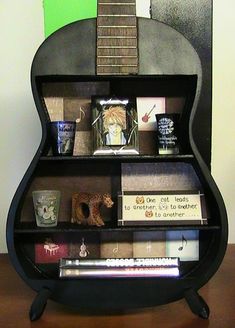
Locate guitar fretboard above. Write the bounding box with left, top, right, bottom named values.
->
left=96, top=0, right=138, bottom=75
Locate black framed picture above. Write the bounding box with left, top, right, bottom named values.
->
left=92, top=97, right=139, bottom=155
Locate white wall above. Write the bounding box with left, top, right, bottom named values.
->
left=0, top=0, right=234, bottom=253
left=0, top=1, right=44, bottom=252
left=212, top=0, right=235, bottom=243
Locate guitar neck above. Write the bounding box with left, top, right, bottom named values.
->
left=96, top=0, right=138, bottom=75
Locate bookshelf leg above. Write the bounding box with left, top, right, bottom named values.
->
left=184, top=289, right=210, bottom=319
left=29, top=287, right=52, bottom=321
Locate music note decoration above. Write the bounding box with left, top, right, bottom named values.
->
left=178, top=235, right=187, bottom=251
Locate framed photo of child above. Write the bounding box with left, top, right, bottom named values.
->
left=92, top=97, right=139, bottom=155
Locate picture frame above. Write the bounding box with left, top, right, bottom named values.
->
left=92, top=96, right=139, bottom=155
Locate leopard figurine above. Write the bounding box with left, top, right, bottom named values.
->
left=71, top=192, right=114, bottom=227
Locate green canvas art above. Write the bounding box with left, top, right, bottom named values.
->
left=43, top=0, right=97, bottom=37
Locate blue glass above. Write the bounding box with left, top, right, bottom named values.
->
left=50, top=121, right=76, bottom=156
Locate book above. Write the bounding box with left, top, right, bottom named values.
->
left=59, top=257, right=180, bottom=278
left=59, top=266, right=179, bottom=278
left=59, top=257, right=179, bottom=269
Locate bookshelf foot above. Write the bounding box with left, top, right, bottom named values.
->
left=29, top=287, right=52, bottom=321
left=184, top=288, right=210, bottom=319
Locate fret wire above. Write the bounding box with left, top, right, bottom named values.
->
left=97, top=64, right=138, bottom=67
left=99, top=3, right=135, bottom=5
left=97, top=73, right=133, bottom=75
left=97, top=1, right=138, bottom=75
left=98, top=55, right=137, bottom=58
left=98, top=36, right=136, bottom=39
left=98, top=46, right=137, bottom=48
left=99, top=14, right=136, bottom=17
left=98, top=26, right=136, bottom=28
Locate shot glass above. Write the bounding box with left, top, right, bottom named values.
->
left=32, top=190, right=61, bottom=227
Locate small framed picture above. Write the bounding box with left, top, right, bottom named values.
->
left=92, top=97, right=139, bottom=155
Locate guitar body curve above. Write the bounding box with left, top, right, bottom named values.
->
left=7, top=17, right=227, bottom=312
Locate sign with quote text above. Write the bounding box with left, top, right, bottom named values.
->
left=118, top=191, right=208, bottom=226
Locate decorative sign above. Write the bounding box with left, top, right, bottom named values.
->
left=118, top=191, right=208, bottom=226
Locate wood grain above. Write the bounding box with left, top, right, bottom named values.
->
left=0, top=245, right=234, bottom=327
left=96, top=0, right=138, bottom=75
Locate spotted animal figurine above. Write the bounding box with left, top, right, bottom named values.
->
left=71, top=192, right=114, bottom=227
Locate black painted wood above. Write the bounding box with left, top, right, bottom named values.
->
left=6, top=16, right=227, bottom=317
left=151, top=0, right=212, bottom=168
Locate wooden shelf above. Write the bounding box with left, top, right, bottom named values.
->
left=40, top=154, right=195, bottom=162
left=14, top=221, right=221, bottom=234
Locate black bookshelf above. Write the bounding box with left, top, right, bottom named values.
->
left=7, top=16, right=227, bottom=322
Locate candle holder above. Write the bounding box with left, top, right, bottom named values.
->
left=32, top=190, right=61, bottom=227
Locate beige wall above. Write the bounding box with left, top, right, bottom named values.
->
left=0, top=0, right=234, bottom=252
left=212, top=0, right=235, bottom=243
left=0, top=1, right=44, bottom=252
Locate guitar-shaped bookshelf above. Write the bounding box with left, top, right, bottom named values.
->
left=7, top=0, right=227, bottom=321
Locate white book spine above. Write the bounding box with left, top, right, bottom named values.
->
left=60, top=267, right=179, bottom=278
left=60, top=257, right=179, bottom=268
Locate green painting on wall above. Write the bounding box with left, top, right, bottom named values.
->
left=43, top=0, right=97, bottom=37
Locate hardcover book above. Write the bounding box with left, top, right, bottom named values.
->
left=59, top=257, right=179, bottom=268
left=59, top=266, right=180, bottom=278
left=59, top=257, right=180, bottom=278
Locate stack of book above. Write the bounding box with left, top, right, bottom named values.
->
left=59, top=257, right=180, bottom=278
